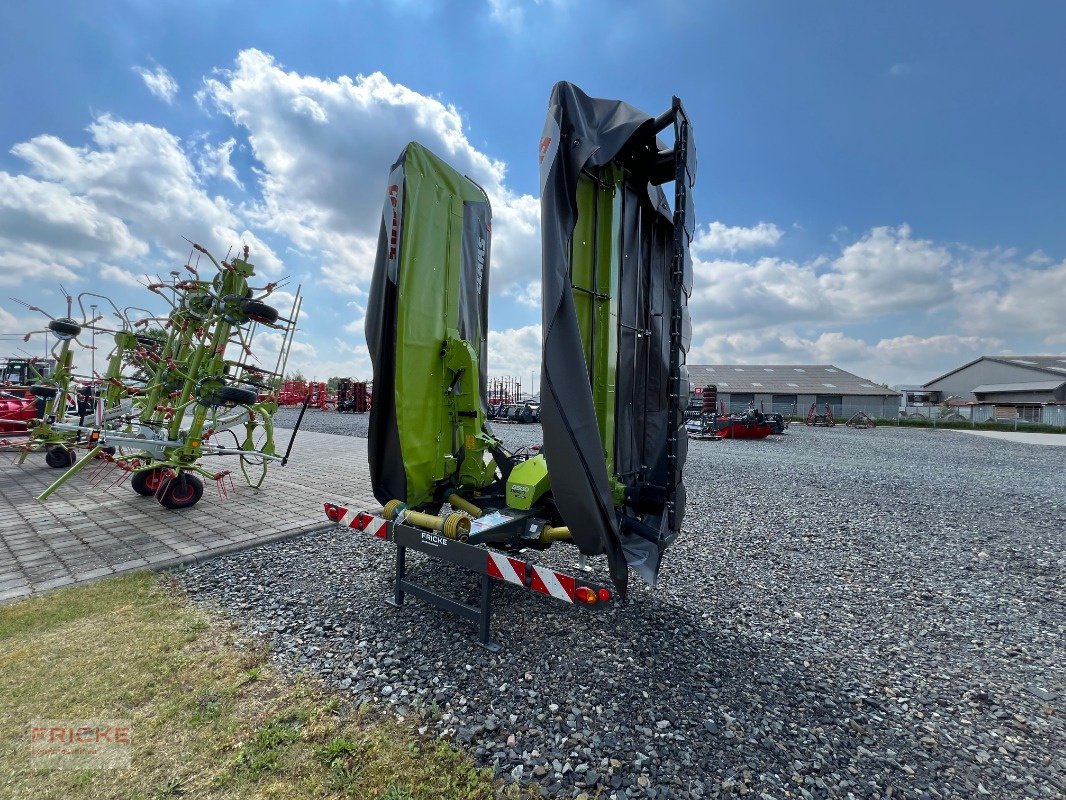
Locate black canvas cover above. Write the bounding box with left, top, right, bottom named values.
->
left=539, top=81, right=695, bottom=600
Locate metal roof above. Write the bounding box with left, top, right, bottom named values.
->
left=687, top=364, right=899, bottom=396
left=971, top=380, right=1066, bottom=394
left=925, top=355, right=1066, bottom=386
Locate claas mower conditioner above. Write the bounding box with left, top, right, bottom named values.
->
left=324, top=82, right=695, bottom=648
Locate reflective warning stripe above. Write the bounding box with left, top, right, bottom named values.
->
left=332, top=507, right=388, bottom=538
left=322, top=502, right=598, bottom=607
left=530, top=565, right=575, bottom=603
left=364, top=516, right=387, bottom=538
left=486, top=552, right=576, bottom=604
left=486, top=551, right=524, bottom=587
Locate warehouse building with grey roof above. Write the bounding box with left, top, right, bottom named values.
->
left=687, top=364, right=899, bottom=419
left=921, top=355, right=1066, bottom=423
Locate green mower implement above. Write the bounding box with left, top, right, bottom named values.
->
left=326, top=81, right=695, bottom=647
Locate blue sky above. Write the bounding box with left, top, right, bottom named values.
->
left=1, top=0, right=1063, bottom=388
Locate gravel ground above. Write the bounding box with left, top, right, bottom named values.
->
left=272, top=405, right=543, bottom=452
left=273, top=405, right=371, bottom=437
left=181, top=419, right=1065, bottom=799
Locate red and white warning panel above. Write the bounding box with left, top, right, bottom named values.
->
left=324, top=502, right=387, bottom=537
left=322, top=502, right=613, bottom=607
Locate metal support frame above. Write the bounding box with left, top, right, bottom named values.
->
left=385, top=540, right=502, bottom=652
left=322, top=510, right=617, bottom=652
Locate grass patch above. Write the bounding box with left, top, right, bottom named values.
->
left=783, top=416, right=1066, bottom=433
left=890, top=417, right=1066, bottom=433
left=0, top=572, right=532, bottom=799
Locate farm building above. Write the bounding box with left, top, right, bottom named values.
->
left=687, top=364, right=899, bottom=419
left=922, top=355, right=1066, bottom=423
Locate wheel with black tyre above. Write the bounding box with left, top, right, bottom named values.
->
left=193, top=375, right=226, bottom=406
left=157, top=473, right=204, bottom=510
left=217, top=386, right=259, bottom=405
left=45, top=446, right=75, bottom=469
left=47, top=318, right=82, bottom=339
left=30, top=384, right=58, bottom=399
left=130, top=468, right=167, bottom=497
left=239, top=299, right=279, bottom=325
left=183, top=293, right=214, bottom=319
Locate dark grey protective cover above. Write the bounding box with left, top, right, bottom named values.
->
left=366, top=155, right=407, bottom=506
left=539, top=81, right=695, bottom=600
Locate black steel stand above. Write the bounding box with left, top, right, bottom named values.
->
left=385, top=543, right=502, bottom=652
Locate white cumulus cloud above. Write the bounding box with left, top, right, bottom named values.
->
left=692, top=221, right=783, bottom=254
left=7, top=115, right=283, bottom=279
left=197, top=137, right=242, bottom=188
left=198, top=49, right=537, bottom=295
left=488, top=324, right=541, bottom=383
left=135, top=64, right=179, bottom=103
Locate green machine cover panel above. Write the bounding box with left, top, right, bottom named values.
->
left=366, top=143, right=493, bottom=508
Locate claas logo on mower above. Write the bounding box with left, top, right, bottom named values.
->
left=387, top=184, right=400, bottom=260
left=539, top=136, right=552, bottom=164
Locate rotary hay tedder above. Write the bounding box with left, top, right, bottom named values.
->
left=2, top=242, right=303, bottom=509
left=324, top=82, right=696, bottom=646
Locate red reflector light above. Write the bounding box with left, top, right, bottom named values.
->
left=597, top=587, right=612, bottom=603
left=324, top=504, right=340, bottom=522
left=575, top=586, right=597, bottom=605
left=355, top=512, right=376, bottom=531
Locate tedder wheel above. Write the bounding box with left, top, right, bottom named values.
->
left=30, top=384, right=58, bottom=399
left=157, top=473, right=205, bottom=510
left=239, top=299, right=279, bottom=325
left=45, top=446, right=76, bottom=469
left=130, top=468, right=167, bottom=497
left=47, top=318, right=82, bottom=339
left=217, top=386, right=259, bottom=406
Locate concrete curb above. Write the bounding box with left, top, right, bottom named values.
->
left=149, top=522, right=338, bottom=575
left=0, top=522, right=337, bottom=605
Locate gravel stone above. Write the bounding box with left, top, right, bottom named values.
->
left=181, top=420, right=1065, bottom=798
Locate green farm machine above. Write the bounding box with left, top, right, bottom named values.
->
left=5, top=244, right=303, bottom=509
left=325, top=82, right=695, bottom=646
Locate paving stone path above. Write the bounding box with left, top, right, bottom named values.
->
left=0, top=430, right=373, bottom=603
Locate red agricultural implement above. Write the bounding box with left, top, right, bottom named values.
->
left=488, top=376, right=522, bottom=407
left=686, top=385, right=772, bottom=440
left=805, top=402, right=836, bottom=427
left=0, top=391, right=38, bottom=434
left=279, top=380, right=308, bottom=406
left=307, top=382, right=331, bottom=410
left=336, top=379, right=370, bottom=413
left=846, top=411, right=877, bottom=429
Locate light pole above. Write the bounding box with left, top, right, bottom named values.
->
left=90, top=304, right=97, bottom=379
